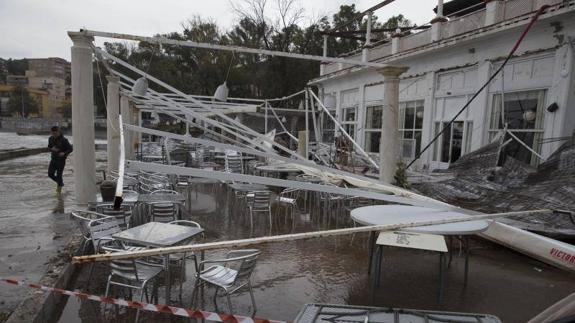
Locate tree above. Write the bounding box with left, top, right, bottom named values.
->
left=97, top=3, right=413, bottom=102
left=8, top=86, right=39, bottom=118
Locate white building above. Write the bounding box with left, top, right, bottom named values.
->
left=311, top=0, right=575, bottom=171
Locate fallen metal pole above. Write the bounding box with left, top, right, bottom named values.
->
left=72, top=209, right=552, bottom=263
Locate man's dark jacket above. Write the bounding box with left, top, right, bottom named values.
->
left=48, top=135, right=73, bottom=160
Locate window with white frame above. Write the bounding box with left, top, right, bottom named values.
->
left=341, top=106, right=357, bottom=140
left=488, top=90, right=545, bottom=166
left=398, top=100, right=424, bottom=158
left=432, top=121, right=474, bottom=163
left=364, top=105, right=383, bottom=153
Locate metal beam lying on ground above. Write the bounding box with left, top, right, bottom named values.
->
left=82, top=29, right=387, bottom=68
left=127, top=160, right=435, bottom=207
left=72, top=209, right=552, bottom=263
left=123, top=124, right=452, bottom=208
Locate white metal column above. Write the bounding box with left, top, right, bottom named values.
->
left=69, top=32, right=97, bottom=204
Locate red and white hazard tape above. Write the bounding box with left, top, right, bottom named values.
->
left=1, top=278, right=287, bottom=323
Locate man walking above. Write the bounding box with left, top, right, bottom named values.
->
left=48, top=126, right=73, bottom=194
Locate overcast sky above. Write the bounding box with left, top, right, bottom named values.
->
left=0, top=0, right=434, bottom=60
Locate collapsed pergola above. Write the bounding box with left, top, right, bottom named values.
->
left=67, top=28, right=575, bottom=272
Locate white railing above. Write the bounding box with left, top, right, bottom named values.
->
left=504, top=0, right=536, bottom=19
left=400, top=29, right=432, bottom=52
left=369, top=42, right=392, bottom=59
left=442, top=9, right=486, bottom=39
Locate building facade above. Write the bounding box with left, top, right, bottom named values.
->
left=311, top=0, right=575, bottom=171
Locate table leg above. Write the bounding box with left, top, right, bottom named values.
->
left=447, top=236, right=454, bottom=269
left=165, top=254, right=171, bottom=304
left=367, top=231, right=376, bottom=274
left=464, top=236, right=469, bottom=287
left=438, top=252, right=445, bottom=304
left=375, top=245, right=383, bottom=288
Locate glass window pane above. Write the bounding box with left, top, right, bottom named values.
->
left=451, top=121, right=464, bottom=163
left=441, top=122, right=451, bottom=163
left=465, top=122, right=473, bottom=154
left=415, top=104, right=424, bottom=129
left=398, top=104, right=405, bottom=129
left=365, top=106, right=383, bottom=129
left=344, top=107, right=356, bottom=122
left=404, top=107, right=415, bottom=130
left=414, top=131, right=422, bottom=156
left=365, top=131, right=381, bottom=153
left=433, top=122, right=440, bottom=161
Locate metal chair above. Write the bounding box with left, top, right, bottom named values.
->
left=70, top=210, right=113, bottom=255
left=167, top=220, right=204, bottom=299
left=150, top=189, right=179, bottom=195
left=84, top=217, right=125, bottom=288
left=191, top=249, right=261, bottom=314
left=224, top=155, right=243, bottom=174
left=248, top=190, right=272, bottom=230
left=95, top=204, right=133, bottom=230
left=276, top=188, right=299, bottom=229
left=149, top=202, right=178, bottom=223
left=103, top=245, right=164, bottom=323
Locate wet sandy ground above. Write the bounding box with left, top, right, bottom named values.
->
left=54, top=184, right=575, bottom=323
left=0, top=132, right=107, bottom=315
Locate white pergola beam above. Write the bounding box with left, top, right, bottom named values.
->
left=80, top=29, right=387, bottom=69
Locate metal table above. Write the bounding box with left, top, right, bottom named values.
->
left=137, top=193, right=186, bottom=204
left=350, top=205, right=490, bottom=303
left=112, top=222, right=204, bottom=304
left=294, top=303, right=502, bottom=323
left=96, top=191, right=139, bottom=204
left=228, top=183, right=268, bottom=192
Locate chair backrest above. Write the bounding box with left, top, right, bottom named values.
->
left=168, top=220, right=202, bottom=228
left=88, top=218, right=123, bottom=251
left=130, top=203, right=150, bottom=227
left=96, top=204, right=132, bottom=229
left=149, top=202, right=177, bottom=223
left=71, top=210, right=112, bottom=239
left=150, top=189, right=179, bottom=195
left=101, top=245, right=140, bottom=281
left=228, top=250, right=261, bottom=283
left=251, top=191, right=271, bottom=211
left=225, top=156, right=243, bottom=174
left=89, top=218, right=122, bottom=240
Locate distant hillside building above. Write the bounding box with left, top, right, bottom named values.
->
left=27, top=57, right=70, bottom=80
left=0, top=57, right=70, bottom=118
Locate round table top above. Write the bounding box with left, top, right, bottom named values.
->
left=256, top=164, right=302, bottom=173
left=350, top=205, right=490, bottom=235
